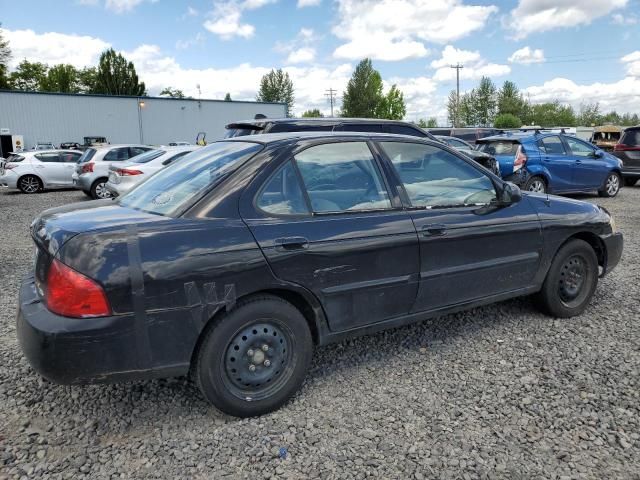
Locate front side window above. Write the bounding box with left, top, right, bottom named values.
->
left=565, top=137, right=595, bottom=157
left=257, top=161, right=309, bottom=215
left=539, top=136, right=566, bottom=155
left=380, top=141, right=496, bottom=208
left=294, top=142, right=391, bottom=213
left=119, top=141, right=263, bottom=217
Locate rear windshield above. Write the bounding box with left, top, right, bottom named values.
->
left=225, top=128, right=260, bottom=138
left=78, top=148, right=97, bottom=163
left=132, top=149, right=165, bottom=164
left=620, top=129, right=640, bottom=146
left=478, top=141, right=520, bottom=156
left=6, top=154, right=25, bottom=163
left=118, top=141, right=263, bottom=217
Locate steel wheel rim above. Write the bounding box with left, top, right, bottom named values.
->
left=606, top=175, right=619, bottom=195
left=221, top=320, right=294, bottom=401
left=528, top=180, right=545, bottom=193
left=94, top=182, right=111, bottom=198
left=20, top=177, right=40, bottom=193
left=558, top=254, right=589, bottom=307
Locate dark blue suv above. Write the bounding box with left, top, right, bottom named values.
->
left=477, top=132, right=623, bottom=197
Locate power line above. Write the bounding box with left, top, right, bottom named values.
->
left=450, top=63, right=463, bottom=128
left=325, top=88, right=337, bottom=117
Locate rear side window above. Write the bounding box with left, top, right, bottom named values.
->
left=78, top=148, right=96, bottom=163
left=294, top=142, right=391, bottom=213
left=60, top=152, right=81, bottom=163
left=620, top=129, right=640, bottom=146
left=35, top=153, right=61, bottom=162
left=104, top=147, right=130, bottom=161
left=538, top=136, right=566, bottom=155
left=478, top=141, right=519, bottom=156
left=257, top=161, right=309, bottom=215
left=130, top=147, right=151, bottom=157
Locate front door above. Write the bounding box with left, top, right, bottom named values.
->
left=537, top=135, right=574, bottom=192
left=33, top=152, right=69, bottom=186
left=563, top=136, right=606, bottom=189
left=241, top=141, right=420, bottom=332
left=375, top=140, right=543, bottom=313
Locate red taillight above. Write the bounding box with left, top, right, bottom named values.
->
left=614, top=144, right=640, bottom=152
left=45, top=259, right=111, bottom=318
left=513, top=146, right=527, bottom=172
left=81, top=162, right=94, bottom=173
left=116, top=168, right=143, bottom=176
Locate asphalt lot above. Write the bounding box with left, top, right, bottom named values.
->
left=1, top=187, right=639, bottom=479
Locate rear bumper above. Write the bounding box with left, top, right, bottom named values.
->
left=601, top=232, right=623, bottom=276
left=104, top=180, right=133, bottom=197
left=504, top=168, right=532, bottom=187
left=16, top=275, right=188, bottom=384
left=74, top=173, right=94, bottom=192
left=0, top=171, right=19, bottom=189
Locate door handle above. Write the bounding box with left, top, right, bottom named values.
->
left=275, top=237, right=309, bottom=250
left=36, top=165, right=45, bottom=169
left=421, top=224, right=447, bottom=236
left=575, top=159, right=582, bottom=164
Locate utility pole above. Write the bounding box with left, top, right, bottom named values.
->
left=450, top=63, right=464, bottom=127
left=325, top=88, right=337, bottom=117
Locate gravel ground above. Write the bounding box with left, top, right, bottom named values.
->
left=1, top=186, right=639, bottom=480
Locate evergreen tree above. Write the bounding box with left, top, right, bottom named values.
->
left=256, top=69, right=295, bottom=116
left=93, top=48, right=146, bottom=96
left=0, top=23, right=10, bottom=89
left=376, top=84, right=406, bottom=120
left=302, top=108, right=323, bottom=117
left=224, top=92, right=232, bottom=101
left=341, top=58, right=384, bottom=118
left=40, top=64, right=79, bottom=93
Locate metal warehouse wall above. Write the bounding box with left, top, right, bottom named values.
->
left=0, top=91, right=286, bottom=149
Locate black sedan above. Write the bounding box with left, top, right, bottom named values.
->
left=17, top=132, right=623, bottom=417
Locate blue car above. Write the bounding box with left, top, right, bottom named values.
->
left=477, top=132, right=623, bottom=197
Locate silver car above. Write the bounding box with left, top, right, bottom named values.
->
left=105, top=145, right=199, bottom=197
left=73, top=144, right=153, bottom=199
left=0, top=150, right=83, bottom=193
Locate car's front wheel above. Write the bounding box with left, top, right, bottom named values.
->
left=524, top=176, right=547, bottom=193
left=18, top=175, right=42, bottom=194
left=536, top=239, right=598, bottom=318
left=599, top=172, right=621, bottom=197
left=90, top=178, right=111, bottom=199
left=195, top=294, right=313, bottom=417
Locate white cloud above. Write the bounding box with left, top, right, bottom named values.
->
left=77, top=0, right=157, bottom=13
left=175, top=33, right=205, bottom=50
left=621, top=51, right=640, bottom=77
left=183, top=6, right=199, bottom=18
left=203, top=0, right=276, bottom=40
left=612, top=13, right=637, bottom=25
left=332, top=0, right=497, bottom=61
left=430, top=45, right=510, bottom=82
left=385, top=75, right=441, bottom=121
left=524, top=77, right=640, bottom=114
left=506, top=0, right=628, bottom=40
left=287, top=48, right=316, bottom=64
left=508, top=46, right=545, bottom=64
left=297, top=0, right=321, bottom=6
left=4, top=29, right=110, bottom=69
left=277, top=28, right=318, bottom=64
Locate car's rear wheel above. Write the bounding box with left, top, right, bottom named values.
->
left=524, top=176, right=547, bottom=193
left=536, top=239, right=598, bottom=318
left=18, top=175, right=42, bottom=194
left=195, top=294, right=313, bottom=417
left=90, top=178, right=111, bottom=199
left=623, top=177, right=637, bottom=187
left=598, top=172, right=621, bottom=197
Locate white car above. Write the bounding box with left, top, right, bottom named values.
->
left=73, top=144, right=154, bottom=199
left=0, top=150, right=83, bottom=193
left=105, top=145, right=199, bottom=197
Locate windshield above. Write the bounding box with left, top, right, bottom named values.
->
left=78, top=148, right=97, bottom=163
left=132, top=149, right=165, bottom=164
left=118, top=141, right=263, bottom=217
left=478, top=141, right=519, bottom=156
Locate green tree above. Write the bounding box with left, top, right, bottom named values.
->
left=40, top=64, right=79, bottom=93
left=302, top=108, right=323, bottom=117
left=256, top=68, right=295, bottom=116
left=494, top=113, right=521, bottom=128
left=341, top=58, right=384, bottom=118
left=577, top=102, right=602, bottom=126
left=497, top=80, right=527, bottom=118
left=446, top=90, right=459, bottom=126
left=472, top=76, right=497, bottom=127
left=620, top=112, right=640, bottom=126
left=376, top=84, right=406, bottom=120
left=224, top=92, right=232, bottom=101
left=417, top=118, right=437, bottom=128
left=0, top=23, right=10, bottom=89
left=9, top=60, right=48, bottom=91
left=528, top=101, right=576, bottom=127
left=159, top=87, right=185, bottom=98
left=93, top=48, right=146, bottom=96
left=77, top=67, right=97, bottom=93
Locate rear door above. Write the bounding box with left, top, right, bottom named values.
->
left=376, top=140, right=542, bottom=313
left=241, top=140, right=420, bottom=332
left=563, top=136, right=604, bottom=189
left=537, top=135, right=574, bottom=191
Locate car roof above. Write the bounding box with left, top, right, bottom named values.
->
left=221, top=131, right=435, bottom=146
left=90, top=144, right=149, bottom=149
left=228, top=117, right=418, bottom=127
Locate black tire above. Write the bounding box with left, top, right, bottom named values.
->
left=598, top=172, right=621, bottom=197
left=524, top=176, right=547, bottom=193
left=18, top=175, right=42, bottom=194
left=623, top=177, right=637, bottom=187
left=195, top=294, right=313, bottom=417
left=90, top=178, right=111, bottom=199
left=536, top=239, right=598, bottom=318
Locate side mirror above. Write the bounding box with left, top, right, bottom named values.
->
left=593, top=150, right=604, bottom=158
left=500, top=182, right=522, bottom=204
